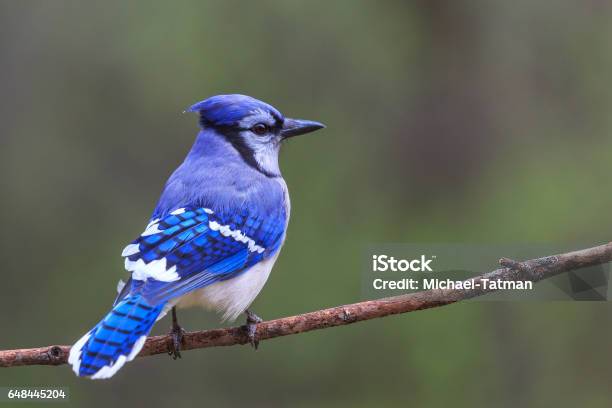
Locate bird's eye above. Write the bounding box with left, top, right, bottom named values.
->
left=251, top=123, right=268, bottom=136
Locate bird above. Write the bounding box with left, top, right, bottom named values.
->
left=68, top=94, right=325, bottom=379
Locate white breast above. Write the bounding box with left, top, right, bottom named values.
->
left=175, top=177, right=290, bottom=321
left=176, top=250, right=281, bottom=321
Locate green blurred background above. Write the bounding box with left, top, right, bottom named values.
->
left=1, top=1, right=611, bottom=407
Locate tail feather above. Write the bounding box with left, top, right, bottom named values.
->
left=69, top=295, right=165, bottom=379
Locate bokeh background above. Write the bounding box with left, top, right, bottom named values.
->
left=1, top=1, right=611, bottom=407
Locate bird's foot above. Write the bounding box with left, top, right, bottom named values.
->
left=168, top=324, right=185, bottom=360
left=244, top=309, right=263, bottom=350
left=168, top=307, right=185, bottom=360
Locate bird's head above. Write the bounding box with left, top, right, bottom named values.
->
left=187, top=94, right=325, bottom=177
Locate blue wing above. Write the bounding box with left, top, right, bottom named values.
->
left=120, top=206, right=286, bottom=304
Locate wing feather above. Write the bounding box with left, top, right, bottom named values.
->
left=120, top=206, right=285, bottom=304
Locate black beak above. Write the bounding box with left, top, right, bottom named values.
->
left=281, top=118, right=326, bottom=139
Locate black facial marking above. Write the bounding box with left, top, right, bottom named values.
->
left=212, top=126, right=279, bottom=178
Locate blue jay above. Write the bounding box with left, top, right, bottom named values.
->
left=68, top=94, right=325, bottom=379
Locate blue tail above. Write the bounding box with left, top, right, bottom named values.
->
left=69, top=295, right=165, bottom=379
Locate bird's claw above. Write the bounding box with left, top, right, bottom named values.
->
left=168, top=307, right=185, bottom=360
left=168, top=325, right=185, bottom=360
left=244, top=310, right=263, bottom=350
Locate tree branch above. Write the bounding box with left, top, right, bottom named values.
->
left=1, top=241, right=611, bottom=368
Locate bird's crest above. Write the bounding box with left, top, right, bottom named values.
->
left=187, top=94, right=284, bottom=128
